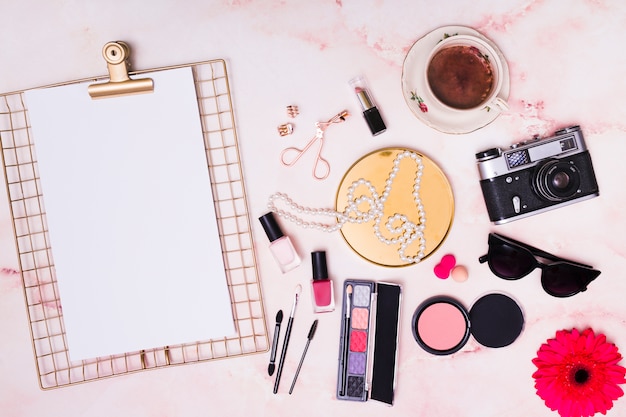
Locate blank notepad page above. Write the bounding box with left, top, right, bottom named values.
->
left=25, top=67, right=235, bottom=361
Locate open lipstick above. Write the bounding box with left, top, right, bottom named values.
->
left=349, top=76, right=386, bottom=136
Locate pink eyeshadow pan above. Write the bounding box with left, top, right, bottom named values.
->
left=350, top=330, right=368, bottom=352
left=416, top=301, right=467, bottom=351
left=351, top=308, right=369, bottom=330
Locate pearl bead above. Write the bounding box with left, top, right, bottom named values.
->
left=265, top=150, right=427, bottom=263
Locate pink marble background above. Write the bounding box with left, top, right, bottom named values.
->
left=1, top=1, right=626, bottom=416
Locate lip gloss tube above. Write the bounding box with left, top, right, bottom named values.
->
left=259, top=212, right=301, bottom=273
left=349, top=76, right=386, bottom=136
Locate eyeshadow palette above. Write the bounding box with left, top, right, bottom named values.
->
left=336, top=280, right=402, bottom=405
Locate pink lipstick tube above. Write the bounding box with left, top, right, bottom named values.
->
left=349, top=76, right=386, bottom=136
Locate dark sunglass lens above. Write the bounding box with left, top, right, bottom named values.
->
left=542, top=263, right=596, bottom=297
left=489, top=243, right=536, bottom=279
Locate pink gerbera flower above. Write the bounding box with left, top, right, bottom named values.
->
left=532, top=328, right=626, bottom=417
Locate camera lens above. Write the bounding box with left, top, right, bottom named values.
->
left=533, top=159, right=581, bottom=202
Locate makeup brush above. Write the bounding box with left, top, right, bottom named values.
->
left=273, top=285, right=301, bottom=394
left=268, top=310, right=283, bottom=376
left=288, top=319, right=318, bottom=394
left=340, top=284, right=352, bottom=396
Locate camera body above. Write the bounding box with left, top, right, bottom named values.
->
left=476, top=126, right=599, bottom=224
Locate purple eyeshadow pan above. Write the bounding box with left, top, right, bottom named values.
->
left=348, top=352, right=367, bottom=375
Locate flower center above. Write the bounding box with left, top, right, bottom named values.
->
left=574, top=368, right=590, bottom=384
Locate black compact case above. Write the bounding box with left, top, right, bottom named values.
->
left=336, top=279, right=402, bottom=405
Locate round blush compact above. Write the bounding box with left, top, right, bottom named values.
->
left=411, top=294, right=524, bottom=355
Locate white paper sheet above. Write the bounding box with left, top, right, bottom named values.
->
left=25, top=67, right=235, bottom=361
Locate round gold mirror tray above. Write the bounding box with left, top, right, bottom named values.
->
left=335, top=148, right=454, bottom=267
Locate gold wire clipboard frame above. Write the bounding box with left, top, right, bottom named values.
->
left=0, top=57, right=268, bottom=389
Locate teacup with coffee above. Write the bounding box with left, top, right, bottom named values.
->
left=426, top=35, right=508, bottom=112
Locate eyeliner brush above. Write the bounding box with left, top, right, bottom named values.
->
left=273, top=285, right=301, bottom=394
left=340, top=284, right=352, bottom=396
left=289, top=319, right=318, bottom=394
left=268, top=310, right=283, bottom=376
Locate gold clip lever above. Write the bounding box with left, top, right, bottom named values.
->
left=88, top=41, right=154, bottom=99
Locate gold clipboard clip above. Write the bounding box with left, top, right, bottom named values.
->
left=87, top=41, right=154, bottom=99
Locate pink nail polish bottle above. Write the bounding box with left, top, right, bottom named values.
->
left=311, top=251, right=335, bottom=313
left=259, top=212, right=301, bottom=273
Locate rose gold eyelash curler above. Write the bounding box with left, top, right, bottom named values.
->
left=279, top=110, right=349, bottom=180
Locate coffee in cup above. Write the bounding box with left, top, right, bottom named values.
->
left=425, top=35, right=507, bottom=111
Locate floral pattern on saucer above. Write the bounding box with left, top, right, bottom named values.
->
left=409, top=91, right=428, bottom=113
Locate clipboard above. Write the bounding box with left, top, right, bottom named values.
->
left=0, top=41, right=268, bottom=389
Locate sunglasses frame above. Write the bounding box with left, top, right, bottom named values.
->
left=479, top=233, right=601, bottom=297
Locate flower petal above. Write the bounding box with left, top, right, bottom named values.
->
left=532, top=328, right=626, bottom=417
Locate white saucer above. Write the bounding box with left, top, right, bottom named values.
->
left=401, top=25, right=510, bottom=134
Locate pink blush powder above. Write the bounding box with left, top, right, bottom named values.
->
left=351, top=308, right=369, bottom=330
left=417, top=302, right=467, bottom=351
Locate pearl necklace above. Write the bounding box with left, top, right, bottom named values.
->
left=267, top=150, right=427, bottom=263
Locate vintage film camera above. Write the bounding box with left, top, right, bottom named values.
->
left=476, top=126, right=599, bottom=224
